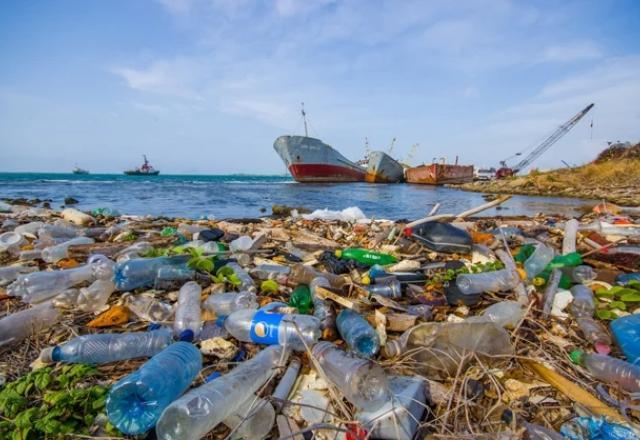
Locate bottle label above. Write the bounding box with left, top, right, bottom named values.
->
left=250, top=310, right=284, bottom=345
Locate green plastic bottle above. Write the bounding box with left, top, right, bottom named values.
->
left=514, top=244, right=535, bottom=264
left=289, top=285, right=313, bottom=314
left=335, top=248, right=397, bottom=266
left=547, top=252, right=582, bottom=269
left=535, top=268, right=572, bottom=289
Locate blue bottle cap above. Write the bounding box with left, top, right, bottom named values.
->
left=178, top=329, right=194, bottom=342
left=204, top=371, right=222, bottom=383
left=148, top=323, right=162, bottom=331
left=51, top=346, right=62, bottom=362
left=215, top=316, right=227, bottom=326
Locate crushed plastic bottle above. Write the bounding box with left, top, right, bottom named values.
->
left=0, top=301, right=62, bottom=348
left=455, top=268, right=521, bottom=295
left=364, top=277, right=402, bottom=299
left=570, top=350, right=640, bottom=393
left=56, top=279, right=116, bottom=312
left=610, top=314, right=640, bottom=365
left=523, top=243, right=555, bottom=279
left=562, top=219, right=579, bottom=255
left=113, top=255, right=190, bottom=291
left=335, top=248, right=397, bottom=266
left=562, top=265, right=597, bottom=283
left=173, top=281, right=202, bottom=341
left=41, top=236, right=95, bottom=262
left=312, top=341, right=389, bottom=410
left=156, top=345, right=288, bottom=440
left=288, top=284, right=313, bottom=314
left=0, top=264, right=38, bottom=286
left=41, top=327, right=173, bottom=364
left=126, top=294, right=174, bottom=322
left=0, top=231, right=25, bottom=254
left=250, top=264, right=291, bottom=283
left=106, top=342, right=202, bottom=435
left=289, top=263, right=348, bottom=289
left=225, top=262, right=256, bottom=293
left=225, top=305, right=321, bottom=352
left=337, top=308, right=380, bottom=357
left=203, top=291, right=258, bottom=316
left=309, top=276, right=337, bottom=337
left=560, top=416, right=640, bottom=440
left=465, top=301, right=526, bottom=329
left=229, top=235, right=254, bottom=253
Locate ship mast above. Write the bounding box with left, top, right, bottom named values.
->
left=301, top=102, right=308, bottom=137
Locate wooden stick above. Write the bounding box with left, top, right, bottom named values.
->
left=454, top=194, right=512, bottom=220
left=580, top=237, right=627, bottom=258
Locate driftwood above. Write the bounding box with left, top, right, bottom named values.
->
left=406, top=195, right=512, bottom=228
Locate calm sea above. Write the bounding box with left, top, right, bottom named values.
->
left=0, top=173, right=594, bottom=220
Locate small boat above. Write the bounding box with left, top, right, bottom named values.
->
left=72, top=165, right=89, bottom=175
left=406, top=157, right=474, bottom=185
left=364, top=151, right=405, bottom=183
left=273, top=105, right=365, bottom=182
left=124, top=155, right=160, bottom=176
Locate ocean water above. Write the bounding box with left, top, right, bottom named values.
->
left=0, top=173, right=594, bottom=220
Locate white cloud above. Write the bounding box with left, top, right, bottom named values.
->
left=539, top=41, right=602, bottom=63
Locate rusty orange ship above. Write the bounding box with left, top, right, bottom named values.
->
left=405, top=158, right=474, bottom=185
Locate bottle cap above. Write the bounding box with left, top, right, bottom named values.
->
left=179, top=329, right=195, bottom=342
left=334, top=249, right=343, bottom=258
left=569, top=349, right=585, bottom=365
left=148, top=323, right=162, bottom=331
left=40, top=347, right=57, bottom=363
left=205, top=371, right=222, bottom=383
left=215, top=316, right=227, bottom=326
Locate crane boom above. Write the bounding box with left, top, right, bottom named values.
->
left=496, top=103, right=594, bottom=178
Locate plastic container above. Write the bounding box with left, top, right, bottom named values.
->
left=272, top=359, right=301, bottom=412
left=309, top=277, right=336, bottom=335
left=570, top=350, right=640, bottom=393
left=336, top=309, right=380, bottom=357
left=127, top=295, right=174, bottom=322
left=13, top=221, right=44, bottom=236
left=75, top=279, right=116, bottom=312
left=455, top=269, right=520, bottom=295
left=335, top=248, right=397, bottom=266
left=203, top=291, right=258, bottom=317
left=0, top=231, right=25, bottom=253
left=224, top=307, right=321, bottom=352
left=42, top=327, right=173, bottom=364
left=610, top=314, right=640, bottom=365
left=289, top=263, right=348, bottom=289
left=569, top=285, right=595, bottom=318
left=541, top=269, right=561, bottom=319
left=365, top=277, right=402, bottom=299
left=523, top=243, right=554, bottom=279
left=41, top=236, right=94, bottom=262
left=562, top=219, right=579, bottom=255
left=106, top=342, right=202, bottom=435
left=465, top=301, right=525, bottom=329
left=37, top=223, right=79, bottom=239
left=288, top=285, right=312, bottom=314
left=547, top=252, right=582, bottom=269
left=250, top=264, right=291, bottom=282
left=563, top=265, right=597, bottom=283
left=312, top=341, right=389, bottom=410
left=0, top=301, right=62, bottom=348
left=113, top=255, right=190, bottom=291
left=173, top=282, right=202, bottom=341
left=225, top=262, right=256, bottom=293
left=155, top=345, right=288, bottom=440
left=0, top=265, right=38, bottom=286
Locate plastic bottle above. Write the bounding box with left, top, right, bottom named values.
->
left=581, top=221, right=640, bottom=237
left=0, top=302, right=62, bottom=348
left=309, top=277, right=337, bottom=337
left=41, top=327, right=173, bottom=364
left=113, top=255, right=190, bottom=291
left=289, top=263, right=348, bottom=289
left=568, top=285, right=612, bottom=351
left=455, top=269, right=520, bottom=295
left=523, top=243, right=555, bottom=279
left=336, top=309, right=380, bottom=357
left=13, top=221, right=44, bottom=236
left=225, top=262, right=256, bottom=293
left=312, top=341, right=389, bottom=410
left=127, top=295, right=174, bottom=322
left=0, top=231, right=25, bottom=254
left=75, top=279, right=116, bottom=312
left=570, top=350, right=640, bottom=393
left=41, top=236, right=94, bottom=262
left=156, top=345, right=288, bottom=440
left=569, top=285, right=595, bottom=317
left=7, top=255, right=113, bottom=303
left=465, top=301, right=525, bottom=329
left=92, top=207, right=120, bottom=217
left=289, top=285, right=313, bottom=314
left=610, top=314, right=640, bottom=365
left=37, top=223, right=79, bottom=239
left=335, top=248, right=397, bottom=266
left=116, top=241, right=154, bottom=261
left=0, top=265, right=38, bottom=286
left=547, top=252, right=582, bottom=269
left=173, top=281, right=202, bottom=341
left=155, top=265, right=196, bottom=290
left=562, top=219, right=579, bottom=255
left=562, top=265, right=597, bottom=283
left=616, top=273, right=640, bottom=285
left=229, top=235, right=254, bottom=253
left=272, top=358, right=301, bottom=412
left=201, top=241, right=226, bottom=255
left=225, top=307, right=321, bottom=352
left=365, top=277, right=402, bottom=299
left=203, top=291, right=258, bottom=317
left=250, top=264, right=291, bottom=283
left=541, top=268, right=561, bottom=319
left=106, top=342, right=202, bottom=435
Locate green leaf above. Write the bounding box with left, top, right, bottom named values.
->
left=594, top=288, right=615, bottom=298
left=608, top=301, right=627, bottom=310
left=216, top=266, right=234, bottom=277
left=595, top=309, right=614, bottom=320
left=261, top=279, right=279, bottom=294
left=14, top=408, right=39, bottom=429
left=620, top=291, right=640, bottom=302
left=34, top=372, right=51, bottom=391
left=627, top=280, right=640, bottom=290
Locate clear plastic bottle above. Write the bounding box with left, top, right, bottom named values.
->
left=113, top=255, right=190, bottom=291
left=0, top=231, right=25, bottom=254
left=224, top=395, right=275, bottom=440
left=563, top=265, right=597, bottom=283
left=127, top=295, right=174, bottom=322
left=41, top=327, right=173, bottom=364
left=455, top=269, right=520, bottom=295
left=0, top=302, right=62, bottom=348
left=156, top=345, right=288, bottom=440
left=13, top=221, right=44, bottom=236
left=312, top=341, right=389, bottom=410
left=173, top=281, right=202, bottom=341
left=203, top=291, right=258, bottom=316
left=569, top=285, right=613, bottom=349
left=116, top=241, right=154, bottom=261
left=272, top=358, right=301, bottom=412
left=229, top=235, right=254, bottom=253
left=250, top=264, right=291, bottom=282
left=37, top=223, right=79, bottom=239
left=562, top=219, right=579, bottom=255
left=523, top=243, right=554, bottom=280
left=54, top=279, right=116, bottom=312
left=365, top=278, right=402, bottom=299
left=465, top=301, right=525, bottom=329
left=580, top=221, right=640, bottom=237
left=225, top=262, right=256, bottom=293
left=336, top=309, right=380, bottom=357
left=0, top=265, right=37, bottom=286
left=570, top=350, right=640, bottom=393
left=289, top=263, right=348, bottom=289
left=309, top=277, right=337, bottom=337
left=155, top=265, right=195, bottom=290
left=224, top=307, right=321, bottom=352
left=570, top=285, right=595, bottom=317
left=541, top=269, right=561, bottom=319
left=106, top=342, right=202, bottom=435
left=41, top=236, right=94, bottom=262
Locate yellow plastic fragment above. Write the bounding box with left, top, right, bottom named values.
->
left=87, top=305, right=130, bottom=328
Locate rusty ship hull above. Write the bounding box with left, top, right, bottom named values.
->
left=364, top=151, right=405, bottom=183
left=405, top=163, right=474, bottom=185
left=274, top=135, right=366, bottom=182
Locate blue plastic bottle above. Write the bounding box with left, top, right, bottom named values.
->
left=336, top=309, right=380, bottom=357
left=616, top=273, right=640, bottom=285
left=113, top=255, right=190, bottom=291
left=610, top=313, right=640, bottom=365
left=106, top=342, right=202, bottom=435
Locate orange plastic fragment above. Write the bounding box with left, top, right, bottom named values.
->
left=57, top=259, right=79, bottom=269
left=470, top=230, right=494, bottom=245
left=87, top=305, right=130, bottom=328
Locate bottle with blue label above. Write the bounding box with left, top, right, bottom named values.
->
left=106, top=341, right=202, bottom=435
left=40, top=327, right=173, bottom=365
left=224, top=303, right=321, bottom=352
left=336, top=309, right=380, bottom=357
left=610, top=313, right=640, bottom=365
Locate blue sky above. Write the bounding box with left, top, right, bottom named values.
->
left=1, top=0, right=639, bottom=174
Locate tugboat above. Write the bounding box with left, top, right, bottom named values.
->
left=72, top=164, right=89, bottom=175
left=273, top=104, right=366, bottom=182
left=124, top=155, right=160, bottom=176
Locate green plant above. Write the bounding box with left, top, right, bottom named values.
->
left=0, top=365, right=116, bottom=439
left=425, top=261, right=505, bottom=286
left=594, top=283, right=640, bottom=320
left=211, top=265, right=241, bottom=287
left=185, top=247, right=216, bottom=273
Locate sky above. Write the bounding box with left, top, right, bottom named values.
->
left=1, top=0, right=639, bottom=174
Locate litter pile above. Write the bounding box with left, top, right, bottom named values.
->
left=0, top=199, right=639, bottom=439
